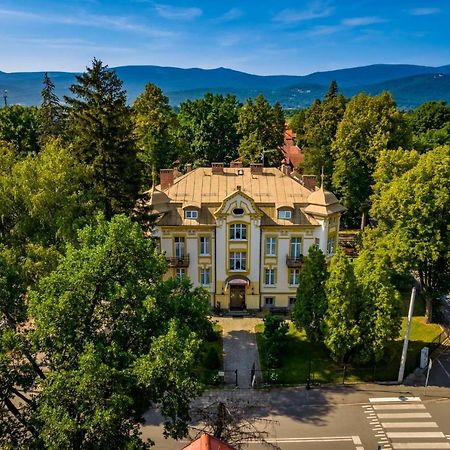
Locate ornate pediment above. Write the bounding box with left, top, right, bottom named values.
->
left=214, top=188, right=262, bottom=219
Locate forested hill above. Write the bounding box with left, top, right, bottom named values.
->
left=1, top=63, right=450, bottom=109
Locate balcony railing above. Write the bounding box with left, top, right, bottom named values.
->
left=286, top=254, right=304, bottom=268
left=166, top=254, right=190, bottom=268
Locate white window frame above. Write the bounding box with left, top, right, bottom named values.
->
left=230, top=223, right=247, bottom=241
left=327, top=237, right=335, bottom=255
left=176, top=268, right=185, bottom=279
left=199, top=236, right=210, bottom=256
left=185, top=210, right=198, bottom=219
left=174, top=237, right=185, bottom=258
left=290, top=237, right=302, bottom=259
left=278, top=209, right=292, bottom=219
left=200, top=267, right=210, bottom=286
left=289, top=268, right=300, bottom=286
left=264, top=297, right=275, bottom=307
left=265, top=237, right=276, bottom=256
left=230, top=252, right=246, bottom=271
left=265, top=268, right=275, bottom=286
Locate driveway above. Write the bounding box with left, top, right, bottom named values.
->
left=216, top=317, right=263, bottom=388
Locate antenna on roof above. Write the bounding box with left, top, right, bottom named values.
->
left=320, top=166, right=325, bottom=189
left=151, top=165, right=157, bottom=191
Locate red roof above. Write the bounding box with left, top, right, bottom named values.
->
left=182, top=434, right=236, bottom=450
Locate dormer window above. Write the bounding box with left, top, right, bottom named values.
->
left=233, top=208, right=244, bottom=216
left=278, top=210, right=292, bottom=219
left=185, top=210, right=198, bottom=219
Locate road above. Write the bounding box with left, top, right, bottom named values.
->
left=141, top=384, right=450, bottom=449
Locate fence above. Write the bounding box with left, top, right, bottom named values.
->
left=429, top=327, right=450, bottom=354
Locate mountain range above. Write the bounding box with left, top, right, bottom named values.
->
left=1, top=63, right=449, bottom=110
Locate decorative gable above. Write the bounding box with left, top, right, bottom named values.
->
left=214, top=188, right=262, bottom=219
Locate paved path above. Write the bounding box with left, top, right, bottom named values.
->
left=216, top=317, right=263, bottom=388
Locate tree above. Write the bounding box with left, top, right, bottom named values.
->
left=353, top=241, right=402, bottom=363
left=65, top=58, right=140, bottom=217
left=332, top=92, right=411, bottom=226
left=1, top=214, right=211, bottom=447
left=132, top=83, right=178, bottom=186
left=324, top=248, right=361, bottom=362
left=263, top=314, right=289, bottom=368
left=292, top=245, right=328, bottom=343
left=370, top=145, right=450, bottom=322
left=324, top=80, right=338, bottom=101
left=39, top=72, right=64, bottom=144
left=301, top=94, right=346, bottom=184
left=0, top=105, right=41, bottom=156
left=177, top=93, right=241, bottom=166
left=237, top=95, right=284, bottom=166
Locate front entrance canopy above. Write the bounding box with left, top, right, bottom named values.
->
left=224, top=275, right=250, bottom=292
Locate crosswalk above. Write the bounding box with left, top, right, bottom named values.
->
left=363, top=396, right=450, bottom=449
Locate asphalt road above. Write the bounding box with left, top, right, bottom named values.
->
left=141, top=384, right=450, bottom=450
left=429, top=345, right=450, bottom=388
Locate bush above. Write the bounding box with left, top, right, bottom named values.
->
left=204, top=346, right=221, bottom=370
left=263, top=314, right=288, bottom=368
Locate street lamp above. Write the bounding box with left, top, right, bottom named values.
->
left=3, top=90, right=7, bottom=107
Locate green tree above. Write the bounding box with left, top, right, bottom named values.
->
left=263, top=314, right=289, bottom=368
left=39, top=72, right=64, bottom=144
left=288, top=108, right=306, bottom=136
left=0, top=105, right=41, bottom=156
left=324, top=248, right=361, bottom=362
left=132, top=83, right=178, bottom=186
left=237, top=95, right=284, bottom=166
left=324, top=80, right=338, bottom=101
left=332, top=92, right=411, bottom=226
left=1, top=214, right=211, bottom=448
left=65, top=58, right=139, bottom=217
left=370, top=145, right=450, bottom=322
left=177, top=93, right=241, bottom=166
left=292, top=245, right=328, bottom=343
left=353, top=243, right=402, bottom=363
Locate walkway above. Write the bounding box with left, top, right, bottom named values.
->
left=216, top=317, right=263, bottom=388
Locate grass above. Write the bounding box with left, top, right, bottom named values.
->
left=198, top=323, right=223, bottom=385
left=255, top=309, right=442, bottom=385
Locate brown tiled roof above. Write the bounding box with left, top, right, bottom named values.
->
left=182, top=433, right=236, bottom=450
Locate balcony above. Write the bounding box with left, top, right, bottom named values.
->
left=166, top=254, right=190, bottom=268
left=286, top=254, right=304, bottom=268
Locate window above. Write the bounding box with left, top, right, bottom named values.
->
left=185, top=210, right=198, bottom=219
left=233, top=208, right=244, bottom=216
left=265, top=268, right=275, bottom=286
left=327, top=237, right=335, bottom=255
left=289, top=269, right=300, bottom=286
left=230, top=223, right=247, bottom=240
left=264, top=297, right=274, bottom=307
left=230, top=252, right=246, bottom=271
left=176, top=268, right=185, bottom=279
left=278, top=210, right=292, bottom=219
left=174, top=237, right=185, bottom=258
left=289, top=297, right=296, bottom=307
left=290, top=237, right=302, bottom=259
left=200, top=267, right=210, bottom=285
left=199, top=236, right=210, bottom=256
left=265, top=237, right=276, bottom=256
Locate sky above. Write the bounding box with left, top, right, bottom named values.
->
left=0, top=0, right=448, bottom=75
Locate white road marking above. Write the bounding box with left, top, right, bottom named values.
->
left=352, top=436, right=362, bottom=444
left=392, top=444, right=450, bottom=449
left=370, top=397, right=421, bottom=403
left=373, top=404, right=426, bottom=410
left=382, top=422, right=439, bottom=428
left=387, top=431, right=445, bottom=438
left=378, top=413, right=431, bottom=419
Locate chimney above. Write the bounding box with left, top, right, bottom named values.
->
left=250, top=163, right=263, bottom=175
left=302, top=175, right=317, bottom=191
left=160, top=168, right=175, bottom=190
left=230, top=161, right=243, bottom=168
left=186, top=163, right=192, bottom=173
left=211, top=162, right=224, bottom=174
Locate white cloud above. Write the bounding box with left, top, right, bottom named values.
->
left=306, top=24, right=342, bottom=36
left=216, top=8, right=243, bottom=22
left=410, top=7, right=441, bottom=16
left=154, top=4, right=202, bottom=21
left=274, top=1, right=334, bottom=24
left=342, top=16, right=385, bottom=27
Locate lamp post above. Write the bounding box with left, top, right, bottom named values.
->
left=3, top=90, right=7, bottom=107
left=306, top=319, right=316, bottom=390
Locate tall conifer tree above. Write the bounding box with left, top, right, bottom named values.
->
left=39, top=72, right=63, bottom=144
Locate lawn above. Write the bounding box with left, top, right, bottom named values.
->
left=255, top=314, right=442, bottom=385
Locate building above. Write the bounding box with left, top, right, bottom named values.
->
left=148, top=162, right=345, bottom=312
left=182, top=433, right=236, bottom=450
left=282, top=126, right=304, bottom=169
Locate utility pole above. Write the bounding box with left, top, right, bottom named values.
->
left=398, top=287, right=417, bottom=383
left=3, top=90, right=7, bottom=107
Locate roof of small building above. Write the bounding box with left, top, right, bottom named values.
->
left=182, top=433, right=236, bottom=450
left=303, top=186, right=347, bottom=216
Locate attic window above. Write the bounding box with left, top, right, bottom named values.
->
left=185, top=210, right=198, bottom=219
left=233, top=208, right=244, bottom=216
left=278, top=210, right=292, bottom=219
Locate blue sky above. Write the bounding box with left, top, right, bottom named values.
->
left=0, top=0, right=448, bottom=75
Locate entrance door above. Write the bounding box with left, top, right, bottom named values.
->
left=230, top=285, right=246, bottom=310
